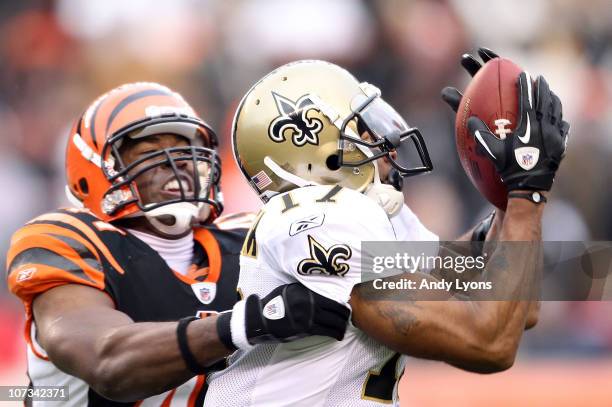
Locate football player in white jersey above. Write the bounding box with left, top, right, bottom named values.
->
left=206, top=55, right=569, bottom=406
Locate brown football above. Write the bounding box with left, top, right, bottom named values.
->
left=455, top=57, right=523, bottom=210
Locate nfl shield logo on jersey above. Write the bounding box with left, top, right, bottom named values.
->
left=191, top=282, right=217, bottom=305
left=200, top=287, right=211, bottom=302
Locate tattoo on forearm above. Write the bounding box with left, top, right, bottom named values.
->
left=377, top=302, right=420, bottom=337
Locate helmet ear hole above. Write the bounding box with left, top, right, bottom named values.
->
left=78, top=178, right=89, bottom=195
left=326, top=154, right=341, bottom=171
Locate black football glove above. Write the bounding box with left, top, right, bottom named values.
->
left=442, top=47, right=570, bottom=192
left=467, top=72, right=570, bottom=191
left=217, top=283, right=350, bottom=350
left=441, top=47, right=500, bottom=113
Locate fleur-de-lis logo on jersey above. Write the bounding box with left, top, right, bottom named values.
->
left=297, top=235, right=352, bottom=277
left=268, top=92, right=323, bottom=146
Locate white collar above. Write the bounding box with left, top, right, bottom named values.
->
left=127, top=229, right=194, bottom=275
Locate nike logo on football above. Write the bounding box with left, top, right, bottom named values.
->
left=518, top=115, right=530, bottom=144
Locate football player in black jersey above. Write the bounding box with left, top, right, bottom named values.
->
left=6, top=82, right=350, bottom=405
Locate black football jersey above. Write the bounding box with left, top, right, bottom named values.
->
left=7, top=208, right=251, bottom=406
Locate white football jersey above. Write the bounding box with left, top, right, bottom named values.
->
left=205, top=185, right=437, bottom=407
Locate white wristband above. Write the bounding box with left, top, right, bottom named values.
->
left=230, top=299, right=254, bottom=350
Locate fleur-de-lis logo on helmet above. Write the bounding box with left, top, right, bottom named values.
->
left=268, top=92, right=323, bottom=146
left=297, top=235, right=352, bottom=277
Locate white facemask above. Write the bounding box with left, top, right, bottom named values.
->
left=144, top=202, right=210, bottom=236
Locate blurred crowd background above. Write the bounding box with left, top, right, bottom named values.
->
left=0, top=0, right=610, bottom=404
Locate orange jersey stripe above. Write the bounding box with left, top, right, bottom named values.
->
left=188, top=375, right=205, bottom=406
left=186, top=266, right=209, bottom=281
left=24, top=317, right=49, bottom=361
left=8, top=233, right=104, bottom=285
left=160, top=388, right=177, bottom=407
left=8, top=263, right=105, bottom=303
left=7, top=223, right=100, bottom=267
left=29, top=213, right=125, bottom=274
left=193, top=228, right=221, bottom=284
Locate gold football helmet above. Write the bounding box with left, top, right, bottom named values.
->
left=232, top=60, right=432, bottom=201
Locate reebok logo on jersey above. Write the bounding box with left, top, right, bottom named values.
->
left=263, top=296, right=285, bottom=320
left=17, top=267, right=36, bottom=282
left=289, top=214, right=325, bottom=236
left=297, top=235, right=352, bottom=277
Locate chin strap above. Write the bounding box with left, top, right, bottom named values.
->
left=364, top=160, right=404, bottom=218
left=365, top=181, right=404, bottom=218
left=265, top=153, right=404, bottom=218
left=263, top=156, right=316, bottom=189
left=144, top=202, right=209, bottom=236
left=345, top=129, right=404, bottom=218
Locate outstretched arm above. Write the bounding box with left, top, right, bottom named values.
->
left=450, top=208, right=540, bottom=330
left=33, top=284, right=228, bottom=401
left=353, top=50, right=568, bottom=372
left=33, top=282, right=349, bottom=402
left=351, top=197, right=542, bottom=373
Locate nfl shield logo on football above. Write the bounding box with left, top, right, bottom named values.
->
left=191, top=282, right=217, bottom=305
